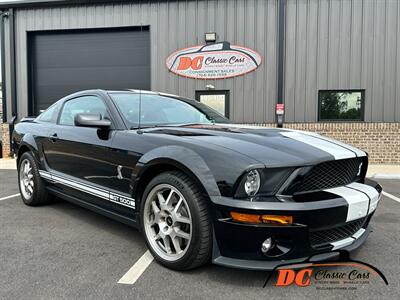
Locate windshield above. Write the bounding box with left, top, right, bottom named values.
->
left=110, top=93, right=229, bottom=128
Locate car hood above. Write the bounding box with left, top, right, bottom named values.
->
left=144, top=124, right=366, bottom=167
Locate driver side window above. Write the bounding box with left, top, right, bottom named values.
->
left=59, top=96, right=109, bottom=126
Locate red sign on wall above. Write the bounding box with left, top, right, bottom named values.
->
left=166, top=41, right=262, bottom=80
left=276, top=103, right=285, bottom=115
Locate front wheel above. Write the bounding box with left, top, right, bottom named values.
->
left=140, top=171, right=212, bottom=270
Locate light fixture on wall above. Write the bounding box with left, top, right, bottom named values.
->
left=205, top=32, right=217, bottom=43
left=205, top=84, right=215, bottom=90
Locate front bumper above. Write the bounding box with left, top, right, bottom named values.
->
left=209, top=179, right=381, bottom=270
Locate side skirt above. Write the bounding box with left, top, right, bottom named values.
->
left=47, top=186, right=140, bottom=229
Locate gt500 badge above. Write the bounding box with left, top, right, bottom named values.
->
left=110, top=194, right=135, bottom=209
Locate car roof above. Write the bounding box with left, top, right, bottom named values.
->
left=106, top=89, right=181, bottom=98
left=57, top=89, right=189, bottom=106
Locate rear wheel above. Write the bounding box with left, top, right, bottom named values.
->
left=140, top=171, right=212, bottom=270
left=18, top=152, right=53, bottom=206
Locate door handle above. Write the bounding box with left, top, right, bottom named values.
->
left=49, top=133, right=58, bottom=143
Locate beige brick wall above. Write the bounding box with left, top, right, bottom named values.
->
left=1, top=123, right=10, bottom=158
left=252, top=122, right=400, bottom=164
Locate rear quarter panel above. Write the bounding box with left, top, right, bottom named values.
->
left=13, top=121, right=51, bottom=166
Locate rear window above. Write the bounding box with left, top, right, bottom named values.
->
left=38, top=103, right=58, bottom=123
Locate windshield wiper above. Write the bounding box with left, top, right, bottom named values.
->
left=158, top=122, right=214, bottom=127
left=130, top=125, right=159, bottom=130
left=130, top=123, right=213, bottom=130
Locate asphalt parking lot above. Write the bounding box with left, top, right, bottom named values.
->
left=1, top=169, right=399, bottom=299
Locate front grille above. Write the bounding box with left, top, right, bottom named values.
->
left=287, top=157, right=366, bottom=194
left=309, top=218, right=366, bottom=249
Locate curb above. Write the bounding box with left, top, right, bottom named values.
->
left=370, top=174, right=400, bottom=180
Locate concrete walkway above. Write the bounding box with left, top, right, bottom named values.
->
left=0, top=158, right=16, bottom=170
left=367, top=164, right=400, bottom=179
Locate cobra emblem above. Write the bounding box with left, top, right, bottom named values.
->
left=117, top=165, right=123, bottom=180
left=357, top=162, right=363, bottom=176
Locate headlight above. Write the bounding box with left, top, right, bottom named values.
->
left=234, top=167, right=294, bottom=199
left=244, top=170, right=261, bottom=196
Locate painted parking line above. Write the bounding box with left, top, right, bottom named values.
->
left=0, top=193, right=20, bottom=201
left=382, top=191, right=400, bottom=204
left=118, top=250, right=154, bottom=285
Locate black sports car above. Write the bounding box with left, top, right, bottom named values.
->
left=12, top=89, right=382, bottom=271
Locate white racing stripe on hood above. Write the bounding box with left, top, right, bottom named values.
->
left=325, top=186, right=369, bottom=222
left=280, top=131, right=356, bottom=160
left=282, top=129, right=366, bottom=157
left=347, top=182, right=380, bottom=214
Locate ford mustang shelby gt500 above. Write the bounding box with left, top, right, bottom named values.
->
left=13, top=89, right=382, bottom=271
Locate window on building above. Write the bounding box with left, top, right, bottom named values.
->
left=59, top=96, right=109, bottom=126
left=195, top=90, right=230, bottom=118
left=318, top=90, right=364, bottom=121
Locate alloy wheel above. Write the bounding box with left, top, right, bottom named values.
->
left=143, top=184, right=192, bottom=261
left=19, top=159, right=35, bottom=200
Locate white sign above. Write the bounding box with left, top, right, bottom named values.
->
left=166, top=42, right=262, bottom=79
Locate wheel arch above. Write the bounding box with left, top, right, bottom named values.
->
left=133, top=146, right=221, bottom=208
left=16, top=141, right=39, bottom=167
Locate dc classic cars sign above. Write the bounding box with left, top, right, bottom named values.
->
left=166, top=41, right=262, bottom=79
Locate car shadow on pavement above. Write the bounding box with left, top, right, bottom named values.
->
left=45, top=198, right=145, bottom=244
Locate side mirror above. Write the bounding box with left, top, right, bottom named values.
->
left=74, top=113, right=111, bottom=129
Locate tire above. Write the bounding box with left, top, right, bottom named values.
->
left=140, top=171, right=212, bottom=270
left=17, top=152, right=53, bottom=206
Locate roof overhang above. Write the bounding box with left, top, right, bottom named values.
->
left=0, top=0, right=143, bottom=10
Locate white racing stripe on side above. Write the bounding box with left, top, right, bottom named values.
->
left=347, top=182, right=380, bottom=214
left=51, top=173, right=110, bottom=200
left=39, top=170, right=52, bottom=180
left=280, top=132, right=356, bottom=160
left=325, top=186, right=369, bottom=222
left=39, top=170, right=135, bottom=209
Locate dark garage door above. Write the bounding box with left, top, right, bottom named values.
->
left=29, top=27, right=150, bottom=114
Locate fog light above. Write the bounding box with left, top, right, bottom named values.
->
left=261, top=238, right=273, bottom=253
left=230, top=212, right=293, bottom=225
left=261, top=215, right=293, bottom=225
left=230, top=212, right=261, bottom=223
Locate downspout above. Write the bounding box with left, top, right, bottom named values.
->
left=8, top=8, right=17, bottom=156
left=0, top=10, right=7, bottom=124
left=276, top=0, right=286, bottom=128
